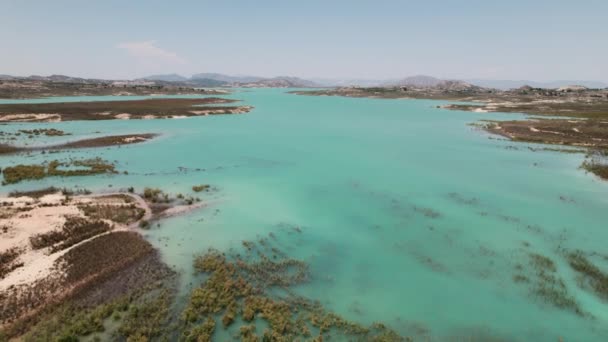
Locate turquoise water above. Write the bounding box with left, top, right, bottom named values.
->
left=1, top=89, right=608, bottom=340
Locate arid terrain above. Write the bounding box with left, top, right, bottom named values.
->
left=0, top=76, right=228, bottom=99
left=0, top=187, right=209, bottom=340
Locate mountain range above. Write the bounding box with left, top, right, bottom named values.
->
left=142, top=73, right=318, bottom=88
left=464, top=79, right=608, bottom=90
left=2, top=73, right=606, bottom=90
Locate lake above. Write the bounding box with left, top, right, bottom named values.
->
left=1, top=88, right=607, bottom=341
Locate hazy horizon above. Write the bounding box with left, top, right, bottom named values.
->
left=1, top=1, right=607, bottom=82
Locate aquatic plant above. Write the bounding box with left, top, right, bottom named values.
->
left=192, top=184, right=211, bottom=193
left=1, top=164, right=46, bottom=185
left=180, top=239, right=406, bottom=341
left=142, top=187, right=170, bottom=203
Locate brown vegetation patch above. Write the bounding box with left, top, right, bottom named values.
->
left=0, top=232, right=154, bottom=328
left=29, top=216, right=113, bottom=253
left=78, top=203, right=144, bottom=225
left=2, top=243, right=176, bottom=340
left=482, top=119, right=608, bottom=149
left=0, top=98, right=251, bottom=122
left=8, top=187, right=60, bottom=198
left=59, top=231, right=153, bottom=284
left=1, top=247, right=24, bottom=279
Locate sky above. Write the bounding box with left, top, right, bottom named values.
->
left=1, top=0, right=607, bottom=81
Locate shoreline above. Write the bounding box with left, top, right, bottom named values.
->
left=0, top=187, right=208, bottom=338
left=294, top=87, right=608, bottom=180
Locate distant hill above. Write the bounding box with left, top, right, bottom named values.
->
left=466, top=79, right=608, bottom=90
left=188, top=78, right=228, bottom=87
left=143, top=74, right=188, bottom=82
left=310, top=78, right=388, bottom=87
left=242, top=76, right=319, bottom=88
left=381, top=75, right=484, bottom=91
left=140, top=73, right=320, bottom=88
left=191, top=73, right=264, bottom=84
left=387, top=75, right=443, bottom=87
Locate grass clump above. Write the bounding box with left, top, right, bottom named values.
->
left=1, top=247, right=24, bottom=279
left=142, top=188, right=169, bottom=203
left=138, top=220, right=150, bottom=229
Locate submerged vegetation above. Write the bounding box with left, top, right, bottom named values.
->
left=0, top=133, right=159, bottom=156
left=181, top=238, right=406, bottom=341
left=513, top=253, right=584, bottom=316
left=2, top=158, right=116, bottom=185
left=192, top=184, right=211, bottom=192
left=567, top=251, right=608, bottom=300
left=581, top=150, right=608, bottom=180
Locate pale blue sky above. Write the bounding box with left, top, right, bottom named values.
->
left=1, top=0, right=606, bottom=81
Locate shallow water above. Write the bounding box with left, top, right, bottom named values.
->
left=1, top=89, right=608, bottom=340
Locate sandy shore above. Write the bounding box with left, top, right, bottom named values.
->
left=0, top=192, right=149, bottom=290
